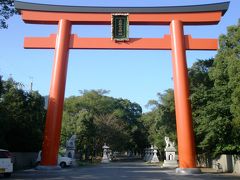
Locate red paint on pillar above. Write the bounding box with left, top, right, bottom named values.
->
left=41, top=19, right=71, bottom=166
left=170, top=20, right=196, bottom=168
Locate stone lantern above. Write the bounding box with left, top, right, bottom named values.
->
left=101, top=143, right=110, bottom=163
left=148, top=145, right=154, bottom=162
left=150, top=145, right=159, bottom=163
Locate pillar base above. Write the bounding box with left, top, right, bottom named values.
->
left=176, top=168, right=201, bottom=175
left=35, top=165, right=61, bottom=170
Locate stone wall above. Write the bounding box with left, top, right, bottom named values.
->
left=233, top=155, right=240, bottom=174
left=197, top=154, right=240, bottom=174
left=12, top=152, right=38, bottom=170
left=212, top=154, right=233, bottom=172
left=212, top=154, right=240, bottom=174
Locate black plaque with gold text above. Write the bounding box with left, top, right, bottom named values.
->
left=112, top=14, right=129, bottom=41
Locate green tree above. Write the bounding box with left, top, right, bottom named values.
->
left=0, top=77, right=46, bottom=151
left=188, top=59, right=215, bottom=155
left=61, top=90, right=148, bottom=159
left=188, top=21, right=240, bottom=156
left=142, top=89, right=176, bottom=158
left=208, top=21, right=240, bottom=155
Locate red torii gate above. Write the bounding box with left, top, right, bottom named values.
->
left=15, top=1, right=229, bottom=173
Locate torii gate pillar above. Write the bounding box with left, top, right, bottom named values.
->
left=170, top=20, right=196, bottom=170
left=41, top=19, right=72, bottom=166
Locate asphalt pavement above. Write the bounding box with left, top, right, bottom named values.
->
left=1, top=161, right=240, bottom=180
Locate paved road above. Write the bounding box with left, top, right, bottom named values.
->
left=1, top=161, right=240, bottom=180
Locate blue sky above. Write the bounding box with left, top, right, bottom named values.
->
left=0, top=0, right=239, bottom=112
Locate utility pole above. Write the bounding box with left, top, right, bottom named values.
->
left=29, top=76, right=33, bottom=91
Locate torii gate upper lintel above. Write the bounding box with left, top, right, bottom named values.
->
left=15, top=0, right=229, bottom=172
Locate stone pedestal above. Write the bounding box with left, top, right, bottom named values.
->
left=162, top=137, right=178, bottom=168
left=162, top=147, right=178, bottom=167
left=101, top=143, right=110, bottom=163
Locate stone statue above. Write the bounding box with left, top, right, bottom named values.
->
left=165, top=136, right=175, bottom=149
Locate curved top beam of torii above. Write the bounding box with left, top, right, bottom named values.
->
left=15, top=1, right=229, bottom=25
left=15, top=1, right=229, bottom=14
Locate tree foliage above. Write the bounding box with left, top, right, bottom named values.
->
left=189, top=21, right=240, bottom=157
left=142, top=21, right=240, bottom=158
left=0, top=77, right=46, bottom=151
left=61, top=90, right=148, bottom=159
left=0, top=0, right=17, bottom=29
left=141, top=89, right=176, bottom=158
left=188, top=59, right=216, bottom=155
left=208, top=21, right=240, bottom=155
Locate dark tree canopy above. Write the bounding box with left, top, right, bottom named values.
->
left=0, top=76, right=46, bottom=151
left=61, top=90, right=148, bottom=159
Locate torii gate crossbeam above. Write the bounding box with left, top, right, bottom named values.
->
left=15, top=1, right=229, bottom=174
